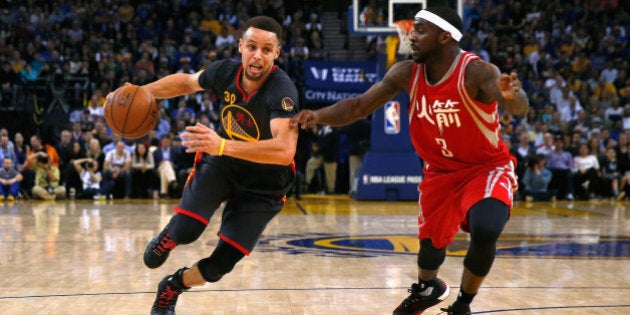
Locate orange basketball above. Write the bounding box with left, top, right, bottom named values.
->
left=103, top=84, right=159, bottom=139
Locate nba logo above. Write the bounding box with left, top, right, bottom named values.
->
left=384, top=101, right=400, bottom=135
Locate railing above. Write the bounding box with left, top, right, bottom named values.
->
left=1, top=75, right=91, bottom=114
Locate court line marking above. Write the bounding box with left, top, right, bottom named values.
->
left=2, top=285, right=628, bottom=300
left=295, top=201, right=307, bottom=215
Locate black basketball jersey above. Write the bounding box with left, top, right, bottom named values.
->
left=198, top=60, right=299, bottom=142
left=196, top=60, right=299, bottom=195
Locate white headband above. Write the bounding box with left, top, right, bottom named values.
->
left=415, top=10, right=462, bottom=42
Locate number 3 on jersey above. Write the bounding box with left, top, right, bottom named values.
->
left=436, top=138, right=454, bottom=157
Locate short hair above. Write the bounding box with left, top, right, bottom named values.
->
left=240, top=16, right=283, bottom=43
left=424, top=6, right=463, bottom=35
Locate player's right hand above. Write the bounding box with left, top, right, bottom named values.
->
left=290, top=110, right=319, bottom=129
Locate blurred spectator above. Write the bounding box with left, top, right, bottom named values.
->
left=546, top=135, right=575, bottom=200
left=305, top=125, right=340, bottom=194
left=305, top=12, right=322, bottom=34
left=566, top=131, right=584, bottom=156
left=153, top=134, right=179, bottom=198
left=172, top=136, right=192, bottom=197
left=0, top=157, right=22, bottom=202
left=215, top=25, right=236, bottom=52
left=103, top=135, right=133, bottom=155
left=308, top=31, right=327, bottom=60
left=26, top=135, right=60, bottom=169
left=85, top=138, right=105, bottom=172
left=0, top=134, right=17, bottom=168
left=31, top=152, right=66, bottom=200
left=134, top=51, right=155, bottom=79
left=70, top=122, right=84, bottom=146
left=102, top=140, right=132, bottom=199
left=600, top=147, right=622, bottom=198
left=20, top=63, right=39, bottom=84
left=535, top=132, right=554, bottom=156
left=131, top=142, right=158, bottom=199
left=605, top=98, right=624, bottom=123
left=523, top=154, right=556, bottom=202
left=13, top=132, right=29, bottom=172
left=290, top=37, right=309, bottom=61
left=559, top=95, right=583, bottom=123
left=63, top=140, right=87, bottom=198
left=71, top=157, right=104, bottom=199
left=339, top=118, right=371, bottom=195
left=155, top=107, right=173, bottom=140
left=86, top=93, right=105, bottom=121
left=511, top=130, right=536, bottom=200
left=55, top=130, right=73, bottom=180
left=600, top=60, right=619, bottom=84
left=573, top=143, right=601, bottom=200
left=171, top=98, right=196, bottom=123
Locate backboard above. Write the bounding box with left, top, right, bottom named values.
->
left=350, top=0, right=462, bottom=35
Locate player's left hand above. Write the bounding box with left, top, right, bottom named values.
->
left=290, top=110, right=319, bottom=129
left=497, top=72, right=521, bottom=101
left=182, top=123, right=223, bottom=155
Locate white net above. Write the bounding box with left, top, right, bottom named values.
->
left=394, top=20, right=414, bottom=55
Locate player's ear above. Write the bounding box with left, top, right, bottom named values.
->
left=238, top=39, right=243, bottom=54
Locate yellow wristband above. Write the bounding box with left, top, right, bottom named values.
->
left=218, top=138, right=226, bottom=156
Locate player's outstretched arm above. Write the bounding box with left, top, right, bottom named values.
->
left=143, top=71, right=204, bottom=99
left=291, top=60, right=412, bottom=129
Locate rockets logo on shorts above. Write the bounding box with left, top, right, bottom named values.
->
left=384, top=101, right=400, bottom=135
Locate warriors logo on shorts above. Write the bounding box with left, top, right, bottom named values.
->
left=281, top=97, right=295, bottom=112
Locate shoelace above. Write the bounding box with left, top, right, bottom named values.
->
left=154, top=234, right=177, bottom=255
left=402, top=284, right=422, bottom=306
left=156, top=285, right=181, bottom=309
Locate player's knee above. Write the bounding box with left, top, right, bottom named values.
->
left=463, top=253, right=493, bottom=276
left=468, top=198, right=509, bottom=243
left=168, top=214, right=206, bottom=245
left=469, top=224, right=502, bottom=243
left=197, top=242, right=245, bottom=283
left=417, top=238, right=446, bottom=270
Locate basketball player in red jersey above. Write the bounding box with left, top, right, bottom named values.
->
left=291, top=6, right=528, bottom=315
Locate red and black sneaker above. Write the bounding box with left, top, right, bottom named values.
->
left=393, top=278, right=450, bottom=315
left=144, top=226, right=178, bottom=269
left=151, top=268, right=189, bottom=315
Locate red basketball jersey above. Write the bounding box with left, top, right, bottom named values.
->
left=408, top=51, right=511, bottom=174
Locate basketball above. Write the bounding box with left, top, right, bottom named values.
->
left=103, top=84, right=159, bottom=139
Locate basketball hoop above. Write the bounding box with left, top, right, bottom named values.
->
left=394, top=19, right=414, bottom=55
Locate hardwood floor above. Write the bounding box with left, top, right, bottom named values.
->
left=0, top=196, right=628, bottom=314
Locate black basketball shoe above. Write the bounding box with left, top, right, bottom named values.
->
left=144, top=226, right=177, bottom=269
left=440, top=301, right=472, bottom=315
left=393, top=278, right=450, bottom=315
left=151, top=268, right=189, bottom=315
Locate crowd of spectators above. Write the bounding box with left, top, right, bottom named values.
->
left=1, top=0, right=630, bottom=201
left=0, top=0, right=326, bottom=200
left=458, top=0, right=630, bottom=201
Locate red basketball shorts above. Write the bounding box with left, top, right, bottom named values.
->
left=417, top=161, right=515, bottom=248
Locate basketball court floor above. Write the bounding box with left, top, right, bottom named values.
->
left=1, top=195, right=628, bottom=314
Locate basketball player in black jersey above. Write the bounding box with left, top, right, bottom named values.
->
left=134, top=16, right=299, bottom=314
